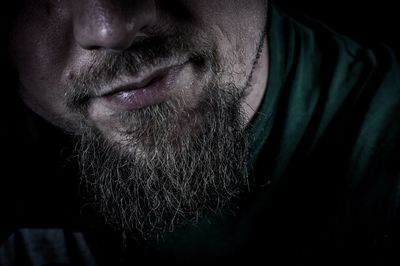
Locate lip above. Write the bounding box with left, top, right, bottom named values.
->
left=94, top=62, right=188, bottom=111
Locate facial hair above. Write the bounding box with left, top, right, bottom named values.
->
left=75, top=83, right=250, bottom=240
left=68, top=20, right=266, bottom=240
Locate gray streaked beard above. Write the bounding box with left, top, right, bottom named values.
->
left=75, top=83, right=250, bottom=241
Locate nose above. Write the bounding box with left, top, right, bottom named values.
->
left=70, top=0, right=157, bottom=51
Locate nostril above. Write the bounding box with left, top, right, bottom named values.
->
left=71, top=1, right=158, bottom=52
left=83, top=45, right=102, bottom=51
left=73, top=23, right=136, bottom=51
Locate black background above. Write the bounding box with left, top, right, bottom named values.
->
left=279, top=1, right=399, bottom=51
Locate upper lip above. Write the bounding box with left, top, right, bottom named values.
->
left=98, top=61, right=187, bottom=97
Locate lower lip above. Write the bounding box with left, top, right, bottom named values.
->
left=99, top=63, right=186, bottom=111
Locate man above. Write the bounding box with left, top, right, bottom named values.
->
left=1, top=0, right=399, bottom=265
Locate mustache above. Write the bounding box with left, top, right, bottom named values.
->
left=65, top=26, right=216, bottom=111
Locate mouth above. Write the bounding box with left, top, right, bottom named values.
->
left=93, top=61, right=189, bottom=111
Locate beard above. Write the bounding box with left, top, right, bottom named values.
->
left=67, top=19, right=266, bottom=240
left=75, top=81, right=250, bottom=240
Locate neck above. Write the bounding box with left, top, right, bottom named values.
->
left=242, top=37, right=269, bottom=125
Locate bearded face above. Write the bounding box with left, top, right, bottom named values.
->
left=9, top=0, right=269, bottom=238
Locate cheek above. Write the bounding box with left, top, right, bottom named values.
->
left=188, top=0, right=266, bottom=37
left=209, top=8, right=266, bottom=87
left=9, top=3, right=73, bottom=110
left=10, top=31, right=61, bottom=119
left=187, top=1, right=266, bottom=63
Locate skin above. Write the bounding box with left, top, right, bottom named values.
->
left=9, top=0, right=269, bottom=137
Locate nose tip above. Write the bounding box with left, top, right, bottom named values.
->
left=74, top=19, right=143, bottom=51
left=71, top=0, right=157, bottom=51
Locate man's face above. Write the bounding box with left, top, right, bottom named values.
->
left=10, top=0, right=267, bottom=135
left=9, top=0, right=268, bottom=237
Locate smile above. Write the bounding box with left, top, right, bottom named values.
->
left=93, top=61, right=189, bottom=111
